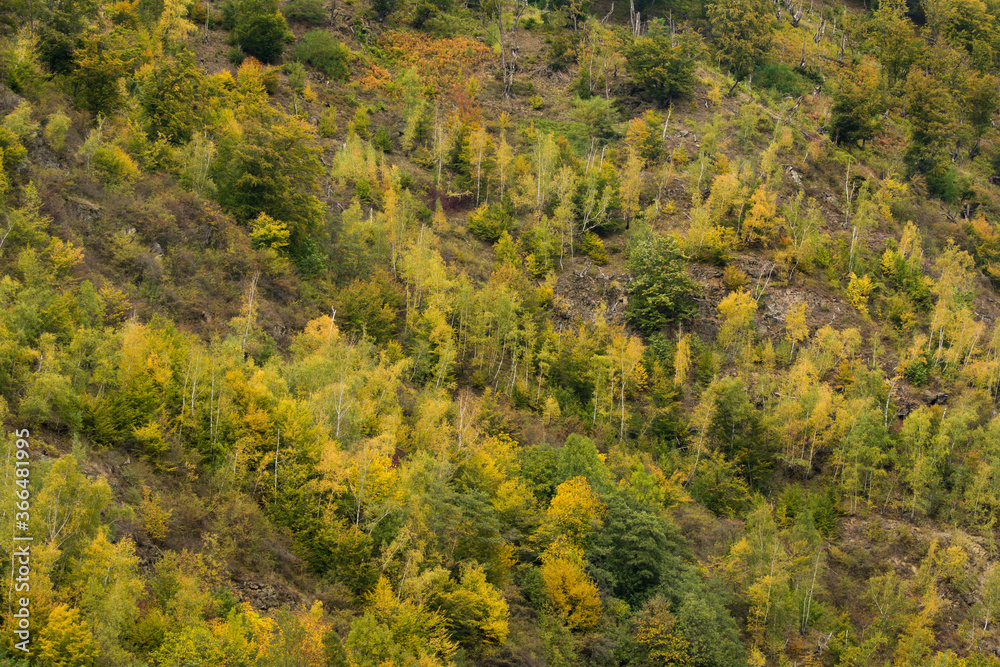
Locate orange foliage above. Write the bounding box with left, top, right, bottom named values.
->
left=378, top=31, right=492, bottom=94
left=358, top=63, right=393, bottom=91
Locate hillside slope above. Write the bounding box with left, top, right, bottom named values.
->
left=2, top=0, right=1000, bottom=664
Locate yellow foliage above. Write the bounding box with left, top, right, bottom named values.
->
left=633, top=597, right=690, bottom=665
left=539, top=547, right=602, bottom=631
left=540, top=476, right=605, bottom=548
left=294, top=601, right=332, bottom=667
left=674, top=335, right=691, bottom=386
left=894, top=586, right=941, bottom=667
left=717, top=288, right=757, bottom=354
left=140, top=487, right=173, bottom=541
left=847, top=273, right=874, bottom=315
left=47, top=238, right=84, bottom=275
left=786, top=301, right=810, bottom=348
left=38, top=604, right=97, bottom=667
left=741, top=186, right=783, bottom=247
left=249, top=213, right=291, bottom=250
left=133, top=420, right=170, bottom=457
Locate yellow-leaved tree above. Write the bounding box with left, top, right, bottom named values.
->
left=38, top=604, right=97, bottom=667
left=539, top=542, right=603, bottom=632
left=718, top=289, right=757, bottom=360
left=538, top=476, right=605, bottom=549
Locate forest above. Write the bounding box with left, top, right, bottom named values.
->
left=2, top=0, right=1000, bottom=663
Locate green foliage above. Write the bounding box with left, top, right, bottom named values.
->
left=4, top=3, right=1000, bottom=665
left=334, top=269, right=403, bottom=344
left=625, top=233, right=700, bottom=333
left=753, top=62, right=808, bottom=97
left=295, top=30, right=351, bottom=80
left=421, top=564, right=510, bottom=648
left=579, top=231, right=608, bottom=264
left=370, top=0, right=402, bottom=21
left=91, top=144, right=141, bottom=186
left=282, top=0, right=327, bottom=24
left=212, top=112, right=325, bottom=259
left=373, top=126, right=393, bottom=153
left=904, top=67, right=956, bottom=198
left=1, top=30, right=44, bottom=96
left=225, top=0, right=292, bottom=63
left=556, top=434, right=612, bottom=492
left=411, top=1, right=439, bottom=28
left=318, top=107, right=338, bottom=137
left=624, top=31, right=698, bottom=104
left=249, top=212, right=291, bottom=250
left=72, top=31, right=130, bottom=116
left=3, top=103, right=39, bottom=144
left=675, top=587, right=746, bottom=666
left=571, top=96, right=618, bottom=140
left=468, top=203, right=512, bottom=242
left=706, top=378, right=773, bottom=490
left=44, top=112, right=72, bottom=151
left=587, top=493, right=691, bottom=606
left=830, top=60, right=885, bottom=146
left=137, top=51, right=204, bottom=144
left=689, top=451, right=752, bottom=517
left=706, top=0, right=773, bottom=81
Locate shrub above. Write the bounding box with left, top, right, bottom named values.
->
left=295, top=30, right=351, bottom=80
left=285, top=61, right=308, bottom=93
left=3, top=102, right=39, bottom=142
left=282, top=0, right=327, bottom=24
left=371, top=0, right=401, bottom=21
left=350, top=106, right=370, bottom=139
left=846, top=272, right=874, bottom=316
left=468, top=204, right=512, bottom=242
left=753, top=62, right=807, bottom=97
left=44, top=111, right=71, bottom=151
left=580, top=231, right=608, bottom=264
left=373, top=126, right=393, bottom=153
left=318, top=107, right=337, bottom=137
left=624, top=32, right=697, bottom=104
left=411, top=1, right=438, bottom=28
left=227, top=46, right=245, bottom=65
left=904, top=357, right=929, bottom=386
left=225, top=0, right=292, bottom=63
left=91, top=145, right=140, bottom=186
left=625, top=234, right=700, bottom=333
left=722, top=264, right=749, bottom=291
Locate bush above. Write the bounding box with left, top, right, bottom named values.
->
left=282, top=0, right=327, bottom=24
left=753, top=62, right=807, bottom=97
left=371, top=0, right=402, bottom=20
left=373, top=126, right=393, bottom=153
left=350, top=107, right=370, bottom=139
left=579, top=231, right=608, bottom=264
left=411, top=1, right=438, bottom=28
left=91, top=145, right=140, bottom=186
left=225, top=0, right=292, bottom=63
left=318, top=107, right=337, bottom=137
left=227, top=46, right=245, bottom=65
left=1, top=30, right=43, bottom=96
left=285, top=60, right=307, bottom=94
left=625, top=233, right=699, bottom=333
left=295, top=30, right=351, bottom=80
left=3, top=102, right=39, bottom=142
left=624, top=32, right=697, bottom=104
left=468, top=204, right=512, bottom=243
left=44, top=111, right=71, bottom=151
